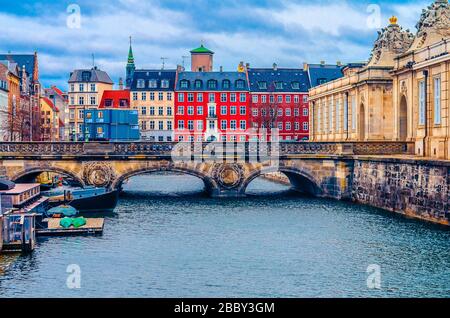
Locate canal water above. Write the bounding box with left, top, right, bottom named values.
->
left=0, top=174, right=449, bottom=298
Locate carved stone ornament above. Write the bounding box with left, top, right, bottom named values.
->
left=415, top=0, right=450, bottom=48
left=212, top=163, right=244, bottom=190
left=83, top=162, right=115, bottom=187
left=401, top=81, right=408, bottom=94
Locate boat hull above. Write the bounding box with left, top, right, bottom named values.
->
left=48, top=190, right=119, bottom=213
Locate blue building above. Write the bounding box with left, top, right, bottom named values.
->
left=84, top=109, right=140, bottom=141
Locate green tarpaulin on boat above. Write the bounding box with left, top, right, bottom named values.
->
left=60, top=217, right=73, bottom=229
left=72, top=217, right=87, bottom=228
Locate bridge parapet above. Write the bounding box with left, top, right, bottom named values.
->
left=0, top=141, right=414, bottom=158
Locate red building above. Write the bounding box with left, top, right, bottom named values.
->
left=99, top=90, right=130, bottom=109
left=175, top=72, right=250, bottom=142
left=247, top=66, right=310, bottom=141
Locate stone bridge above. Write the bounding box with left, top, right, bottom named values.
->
left=0, top=141, right=413, bottom=199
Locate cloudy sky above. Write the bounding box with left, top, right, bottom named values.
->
left=0, top=0, right=430, bottom=90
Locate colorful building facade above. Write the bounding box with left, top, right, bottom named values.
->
left=0, top=63, right=9, bottom=141
left=43, top=86, right=69, bottom=140
left=247, top=66, right=310, bottom=141
left=84, top=109, right=140, bottom=141
left=68, top=67, right=113, bottom=141
left=40, top=97, right=61, bottom=141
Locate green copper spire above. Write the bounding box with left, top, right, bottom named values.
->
left=127, top=36, right=135, bottom=65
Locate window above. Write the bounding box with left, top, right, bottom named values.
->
left=303, top=122, right=309, bottom=131
left=90, top=96, right=96, bottom=105
left=133, top=92, right=138, bottom=101
left=352, top=96, right=356, bottom=130
left=303, top=96, right=308, bottom=103
left=329, top=98, right=333, bottom=132
left=79, top=96, right=85, bottom=105
left=159, top=121, right=164, bottom=130
left=178, top=136, right=184, bottom=142
left=240, top=106, right=246, bottom=115
left=194, top=80, right=202, bottom=89
left=90, top=84, right=96, bottom=92
left=141, top=121, right=147, bottom=130
left=197, top=106, right=203, bottom=115
left=277, top=95, right=283, bottom=103
left=177, top=106, right=184, bottom=115
left=252, top=95, right=258, bottom=103
left=78, top=109, right=84, bottom=119
left=70, top=97, right=75, bottom=105
left=235, top=80, right=245, bottom=89
left=419, top=81, right=425, bottom=125
left=180, top=80, right=189, bottom=89
left=188, top=106, right=194, bottom=115
left=230, top=120, right=237, bottom=130
left=105, top=99, right=113, bottom=107
left=240, top=93, right=246, bottom=103
left=167, top=107, right=173, bottom=116
left=344, top=96, right=348, bottom=132
left=209, top=93, right=215, bottom=102
left=318, top=104, right=321, bottom=132
left=69, top=109, right=75, bottom=120
left=161, top=79, right=169, bottom=89
left=240, top=120, right=246, bottom=130
left=252, top=108, right=258, bottom=117
left=286, top=95, right=292, bottom=103
left=434, top=77, right=441, bottom=125
left=221, top=93, right=227, bottom=102
left=137, top=79, right=145, bottom=89
left=141, top=106, right=147, bottom=115
left=275, top=82, right=283, bottom=90
left=158, top=107, right=164, bottom=116
left=278, top=109, right=283, bottom=117
left=70, top=84, right=75, bottom=92
left=278, top=122, right=283, bottom=130
left=81, top=71, right=91, bottom=82
left=120, top=99, right=128, bottom=107
left=270, top=95, right=275, bottom=103
left=79, top=84, right=84, bottom=92
left=258, top=81, right=267, bottom=89
left=150, top=121, right=155, bottom=130
left=159, top=92, right=164, bottom=101
left=294, top=108, right=300, bottom=117
left=178, top=120, right=185, bottom=130
left=336, top=99, right=340, bottom=132
left=221, top=120, right=227, bottom=130
left=286, top=122, right=291, bottom=130
left=291, top=82, right=300, bottom=90
left=150, top=92, right=155, bottom=101
left=282, top=108, right=290, bottom=117
left=221, top=106, right=227, bottom=115
left=178, top=93, right=184, bottom=102
left=188, top=93, right=194, bottom=102
left=261, top=95, right=267, bottom=103
left=197, top=120, right=203, bottom=131
left=167, top=121, right=173, bottom=130
left=295, top=122, right=300, bottom=131
left=141, top=92, right=147, bottom=101
left=150, top=107, right=155, bottom=116
left=207, top=80, right=217, bottom=90
left=167, top=92, right=172, bottom=101
left=222, top=80, right=231, bottom=90
left=230, top=93, right=237, bottom=102
left=188, top=120, right=194, bottom=131
left=197, top=93, right=203, bottom=102
left=230, top=106, right=237, bottom=115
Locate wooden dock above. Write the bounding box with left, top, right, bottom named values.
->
left=36, top=218, right=104, bottom=236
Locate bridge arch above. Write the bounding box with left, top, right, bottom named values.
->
left=111, top=166, right=218, bottom=194
left=239, top=167, right=324, bottom=197
left=12, top=167, right=85, bottom=187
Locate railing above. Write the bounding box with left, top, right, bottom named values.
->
left=0, top=141, right=414, bottom=158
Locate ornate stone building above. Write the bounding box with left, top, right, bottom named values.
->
left=392, top=0, right=450, bottom=159
left=309, top=17, right=414, bottom=142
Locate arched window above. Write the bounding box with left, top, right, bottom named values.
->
left=207, top=80, right=217, bottom=90
left=180, top=80, right=190, bottom=89
left=222, top=80, right=231, bottom=89
left=194, top=80, right=203, bottom=89
left=235, top=79, right=245, bottom=89
left=137, top=79, right=145, bottom=89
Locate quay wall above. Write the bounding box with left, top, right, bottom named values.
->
left=351, top=158, right=449, bottom=226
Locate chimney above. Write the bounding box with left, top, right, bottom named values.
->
left=273, top=63, right=278, bottom=71
left=336, top=61, right=342, bottom=67
left=118, top=77, right=124, bottom=90
left=303, top=63, right=308, bottom=72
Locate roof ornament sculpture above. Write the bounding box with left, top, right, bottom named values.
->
left=412, top=0, right=450, bottom=50
left=367, top=17, right=414, bottom=67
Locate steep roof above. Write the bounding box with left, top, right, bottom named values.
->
left=99, top=90, right=130, bottom=109
left=0, top=54, right=36, bottom=80
left=247, top=68, right=310, bottom=93
left=176, top=72, right=248, bottom=91
left=307, top=64, right=344, bottom=88
left=131, top=69, right=177, bottom=91
left=68, top=68, right=113, bottom=84
left=51, top=86, right=66, bottom=97
left=41, top=97, right=59, bottom=112
left=190, top=45, right=214, bottom=54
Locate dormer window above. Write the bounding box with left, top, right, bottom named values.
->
left=194, top=80, right=203, bottom=89
left=258, top=81, right=267, bottom=89
left=180, top=80, right=189, bottom=89
left=137, top=79, right=145, bottom=89
left=291, top=82, right=300, bottom=90
left=104, top=99, right=113, bottom=107
left=81, top=71, right=91, bottom=82
left=275, top=82, right=283, bottom=90
left=119, top=99, right=128, bottom=107
left=149, top=79, right=157, bottom=88
left=235, top=79, right=245, bottom=89
left=222, top=80, right=231, bottom=90
left=207, top=80, right=217, bottom=90
left=161, top=79, right=170, bottom=89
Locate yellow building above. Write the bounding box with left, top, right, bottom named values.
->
left=68, top=67, right=113, bottom=140
left=309, top=17, right=414, bottom=142
left=40, top=97, right=60, bottom=141
left=391, top=0, right=450, bottom=159
left=130, top=70, right=176, bottom=142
